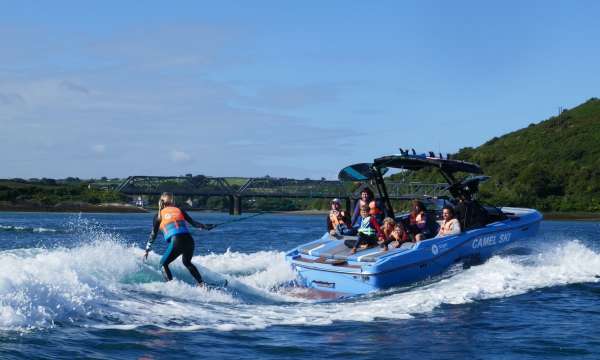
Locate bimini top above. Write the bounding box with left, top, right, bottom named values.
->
left=373, top=154, right=483, bottom=175
left=338, top=153, right=482, bottom=181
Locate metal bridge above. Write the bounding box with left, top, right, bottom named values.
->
left=116, top=175, right=448, bottom=215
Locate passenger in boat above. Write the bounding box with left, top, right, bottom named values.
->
left=350, top=205, right=383, bottom=254
left=144, top=192, right=213, bottom=285
left=438, top=206, right=461, bottom=236
left=369, top=200, right=385, bottom=224
left=409, top=200, right=431, bottom=241
left=327, top=198, right=352, bottom=235
left=351, top=188, right=374, bottom=227
left=379, top=217, right=410, bottom=251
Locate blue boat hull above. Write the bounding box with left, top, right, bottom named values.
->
left=286, top=207, right=542, bottom=296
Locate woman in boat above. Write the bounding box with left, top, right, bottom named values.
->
left=351, top=188, right=374, bottom=227
left=409, top=200, right=431, bottom=241
left=438, top=206, right=461, bottom=236
left=368, top=200, right=384, bottom=225
left=350, top=205, right=384, bottom=254
left=143, top=192, right=212, bottom=285
left=327, top=198, right=351, bottom=235
left=379, top=217, right=410, bottom=251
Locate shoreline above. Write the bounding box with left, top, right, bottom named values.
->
left=0, top=203, right=148, bottom=213
left=278, top=209, right=329, bottom=215
left=542, top=212, right=600, bottom=221
left=0, top=204, right=598, bottom=220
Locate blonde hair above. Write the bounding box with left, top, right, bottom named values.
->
left=383, top=217, right=396, bottom=227
left=157, top=192, right=174, bottom=220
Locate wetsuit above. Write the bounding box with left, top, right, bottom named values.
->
left=145, top=206, right=205, bottom=284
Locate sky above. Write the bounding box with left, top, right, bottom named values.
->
left=1, top=0, right=599, bottom=179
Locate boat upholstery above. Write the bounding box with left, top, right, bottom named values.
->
left=298, top=234, right=416, bottom=262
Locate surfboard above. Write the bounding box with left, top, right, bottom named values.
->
left=202, top=279, right=229, bottom=289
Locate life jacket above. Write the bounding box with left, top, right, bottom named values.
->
left=410, top=212, right=425, bottom=225
left=358, top=216, right=375, bottom=236
left=159, top=206, right=190, bottom=240
left=440, top=218, right=459, bottom=235
left=440, top=219, right=451, bottom=234
left=368, top=201, right=381, bottom=216
left=329, top=210, right=346, bottom=227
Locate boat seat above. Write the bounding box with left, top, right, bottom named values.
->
left=297, top=233, right=361, bottom=254
left=357, top=242, right=415, bottom=262
left=298, top=235, right=418, bottom=263
left=303, top=236, right=363, bottom=261
left=318, top=241, right=354, bottom=259
left=297, top=239, right=330, bottom=255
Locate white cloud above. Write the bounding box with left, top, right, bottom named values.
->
left=0, top=23, right=363, bottom=179
left=238, top=83, right=342, bottom=109
left=91, top=144, right=106, bottom=153
left=60, top=81, right=90, bottom=95
left=171, top=150, right=191, bottom=163
left=0, top=92, right=24, bottom=105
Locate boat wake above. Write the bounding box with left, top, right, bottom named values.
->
left=0, top=224, right=58, bottom=233
left=0, top=231, right=598, bottom=332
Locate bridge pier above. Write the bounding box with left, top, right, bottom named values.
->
left=228, top=195, right=242, bottom=215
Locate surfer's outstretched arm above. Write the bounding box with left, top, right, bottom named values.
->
left=180, top=209, right=210, bottom=229
left=143, top=214, right=161, bottom=260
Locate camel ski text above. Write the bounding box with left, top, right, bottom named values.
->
left=471, top=232, right=511, bottom=249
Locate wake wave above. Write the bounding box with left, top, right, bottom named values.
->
left=0, top=224, right=58, bottom=233
left=0, top=233, right=598, bottom=332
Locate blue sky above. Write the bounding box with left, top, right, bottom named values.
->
left=1, top=1, right=599, bottom=179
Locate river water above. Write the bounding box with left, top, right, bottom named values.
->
left=0, top=211, right=598, bottom=359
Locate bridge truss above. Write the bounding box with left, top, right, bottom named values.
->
left=116, top=175, right=448, bottom=214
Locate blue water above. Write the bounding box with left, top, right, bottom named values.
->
left=0, top=211, right=599, bottom=359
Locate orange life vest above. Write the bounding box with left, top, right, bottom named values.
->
left=329, top=210, right=346, bottom=227
left=439, top=218, right=459, bottom=236
left=369, top=201, right=382, bottom=216
left=159, top=206, right=190, bottom=240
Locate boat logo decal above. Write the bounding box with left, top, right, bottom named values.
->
left=431, top=244, right=439, bottom=255
left=472, top=232, right=511, bottom=249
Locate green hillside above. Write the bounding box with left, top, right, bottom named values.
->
left=455, top=97, right=600, bottom=212
left=0, top=178, right=125, bottom=206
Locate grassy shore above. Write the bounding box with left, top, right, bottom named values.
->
left=542, top=212, right=600, bottom=221
left=0, top=202, right=148, bottom=213
left=0, top=202, right=597, bottom=221
left=281, top=210, right=600, bottom=219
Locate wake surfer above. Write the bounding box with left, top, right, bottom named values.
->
left=143, top=192, right=213, bottom=285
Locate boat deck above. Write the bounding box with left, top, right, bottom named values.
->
left=298, top=234, right=415, bottom=263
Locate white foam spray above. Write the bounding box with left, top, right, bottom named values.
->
left=0, top=231, right=598, bottom=332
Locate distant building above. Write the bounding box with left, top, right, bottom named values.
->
left=135, top=196, right=145, bottom=207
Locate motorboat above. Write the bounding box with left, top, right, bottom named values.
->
left=285, top=152, right=542, bottom=296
